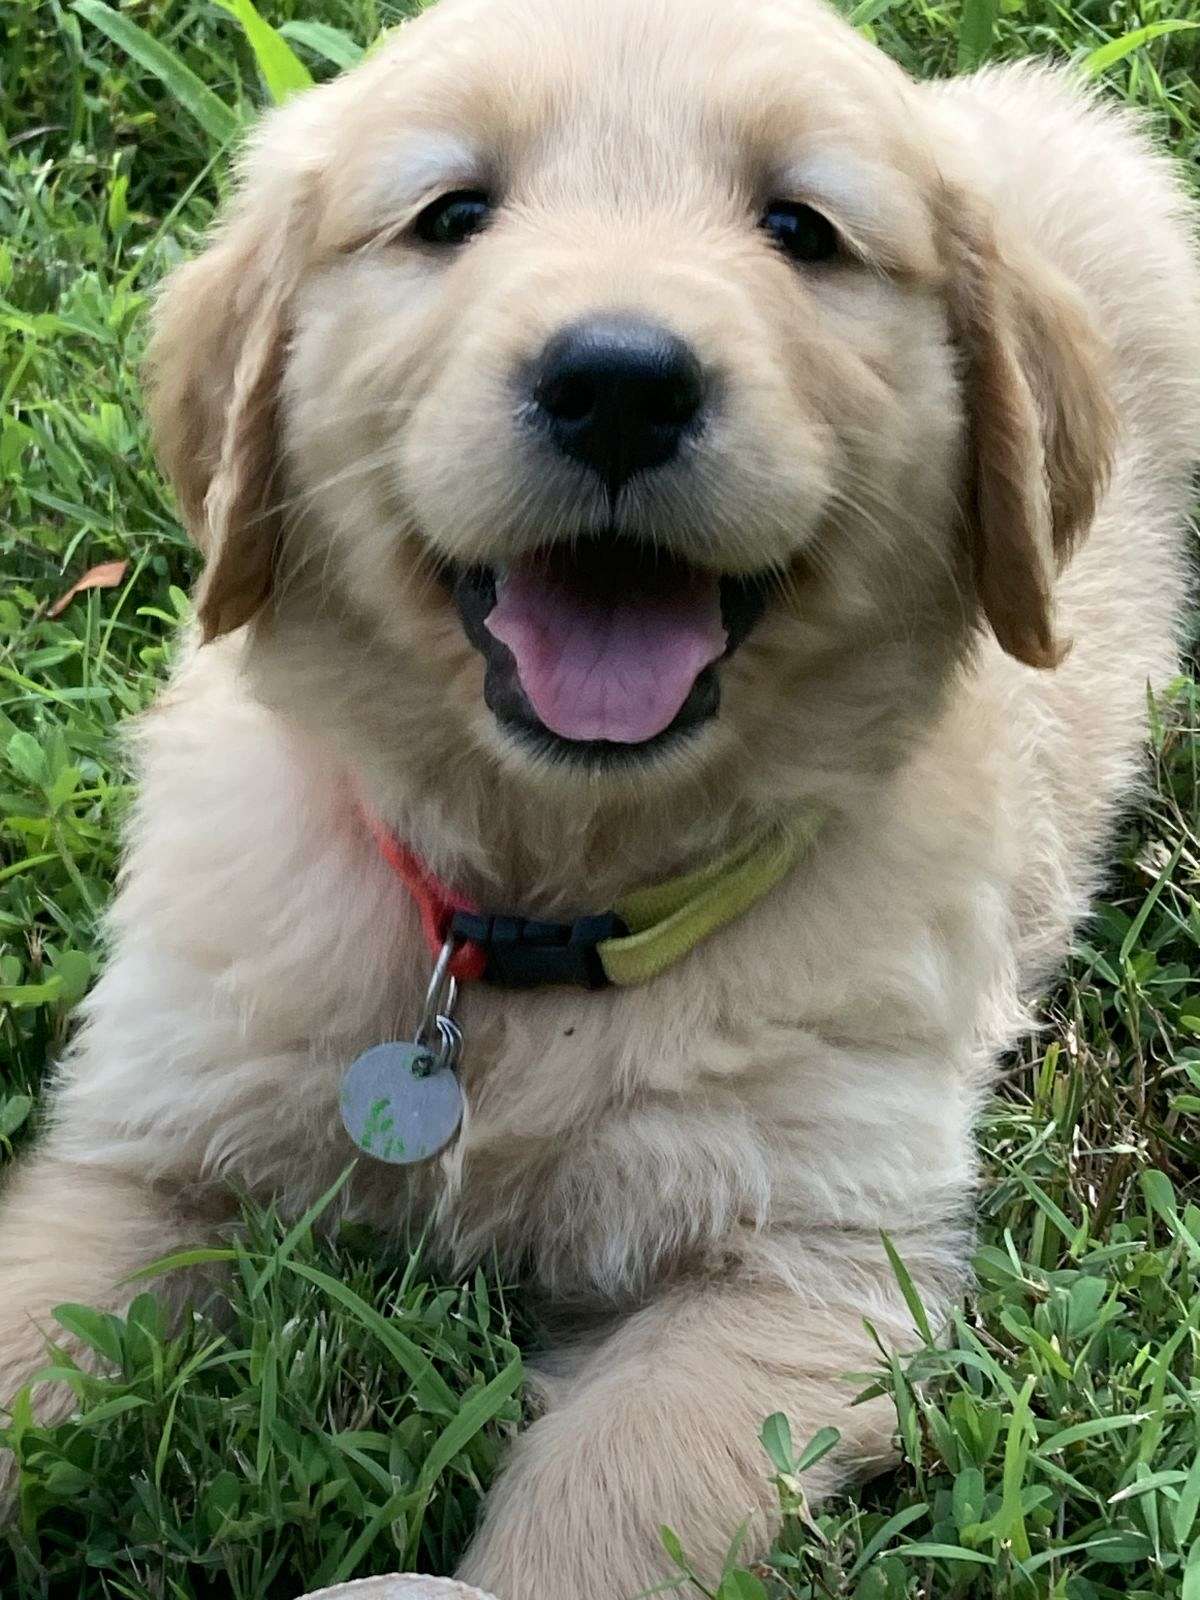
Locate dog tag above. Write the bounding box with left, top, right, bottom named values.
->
left=341, top=1041, right=464, bottom=1165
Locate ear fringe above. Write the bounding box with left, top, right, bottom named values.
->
left=1015, top=271, right=1118, bottom=568
left=941, top=190, right=1116, bottom=670
left=195, top=285, right=290, bottom=641
left=144, top=111, right=316, bottom=642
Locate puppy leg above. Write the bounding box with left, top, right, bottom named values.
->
left=458, top=1275, right=911, bottom=1600
left=0, top=1150, right=224, bottom=1510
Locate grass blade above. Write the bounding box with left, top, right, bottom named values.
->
left=278, top=1257, right=460, bottom=1416
left=881, top=1231, right=935, bottom=1344
left=1082, top=21, right=1200, bottom=76
left=72, top=0, right=240, bottom=145
left=889, top=1543, right=997, bottom=1564
left=849, top=0, right=902, bottom=27
left=1119, top=837, right=1184, bottom=963
left=212, top=0, right=314, bottom=103
left=279, top=20, right=365, bottom=70
left=847, top=1502, right=930, bottom=1578
left=415, top=1355, right=523, bottom=1496
left=957, top=0, right=998, bottom=70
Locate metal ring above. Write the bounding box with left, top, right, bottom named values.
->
left=435, top=1013, right=463, bottom=1073
left=416, top=938, right=459, bottom=1046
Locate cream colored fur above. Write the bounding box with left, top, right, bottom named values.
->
left=2, top=2, right=1198, bottom=1595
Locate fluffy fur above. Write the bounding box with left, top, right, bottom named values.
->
left=2, top=0, right=1198, bottom=1593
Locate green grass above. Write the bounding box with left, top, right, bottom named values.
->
left=2, top=0, right=1200, bottom=1595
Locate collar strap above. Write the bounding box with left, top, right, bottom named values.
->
left=363, top=815, right=490, bottom=984
left=365, top=806, right=824, bottom=990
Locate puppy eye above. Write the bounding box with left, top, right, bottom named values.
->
left=760, top=201, right=840, bottom=264
left=414, top=189, right=493, bottom=246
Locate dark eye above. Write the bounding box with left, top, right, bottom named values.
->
left=414, top=189, right=492, bottom=246
left=760, top=201, right=840, bottom=264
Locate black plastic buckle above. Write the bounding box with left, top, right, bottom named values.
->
left=448, top=909, right=627, bottom=989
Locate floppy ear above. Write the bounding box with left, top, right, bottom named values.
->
left=944, top=196, right=1117, bottom=668
left=145, top=127, right=315, bottom=642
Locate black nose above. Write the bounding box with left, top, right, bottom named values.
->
left=529, top=315, right=706, bottom=493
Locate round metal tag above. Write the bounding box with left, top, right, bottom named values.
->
left=341, top=1042, right=464, bottom=1165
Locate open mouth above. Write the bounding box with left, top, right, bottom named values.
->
left=448, top=538, right=771, bottom=760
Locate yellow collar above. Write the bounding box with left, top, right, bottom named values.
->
left=598, top=807, right=824, bottom=985
left=369, top=805, right=824, bottom=989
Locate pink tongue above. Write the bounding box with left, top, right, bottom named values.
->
left=485, top=559, right=726, bottom=743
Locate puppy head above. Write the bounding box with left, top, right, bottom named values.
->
left=147, top=0, right=1113, bottom=818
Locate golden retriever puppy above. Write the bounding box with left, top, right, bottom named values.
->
left=1, top=0, right=1197, bottom=1592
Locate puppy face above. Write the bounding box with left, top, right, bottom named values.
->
left=149, top=0, right=1113, bottom=814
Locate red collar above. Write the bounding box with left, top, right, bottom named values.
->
left=361, top=811, right=489, bottom=982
